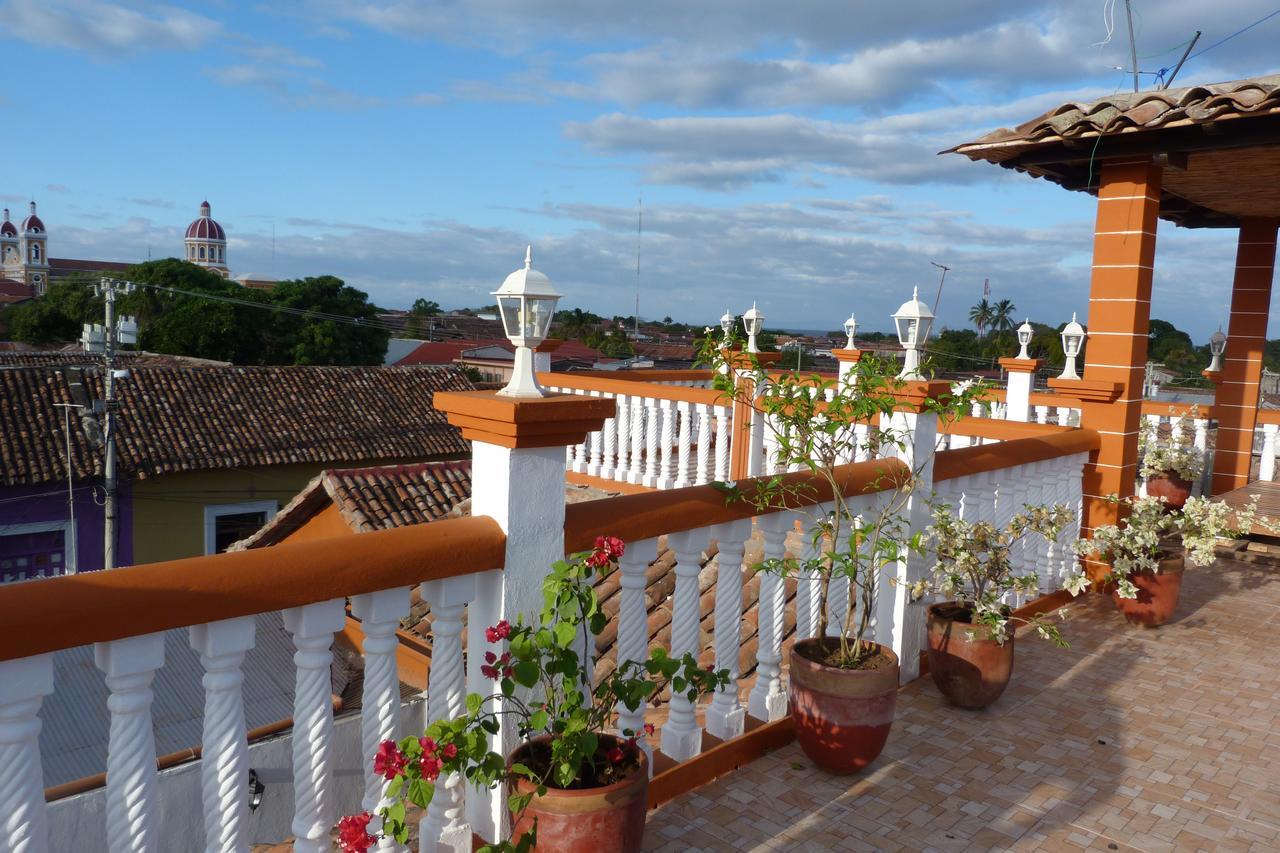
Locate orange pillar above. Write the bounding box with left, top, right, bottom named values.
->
left=1078, top=160, right=1162, bottom=538
left=1211, top=218, right=1279, bottom=494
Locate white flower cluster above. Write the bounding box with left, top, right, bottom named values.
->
left=1138, top=407, right=1205, bottom=482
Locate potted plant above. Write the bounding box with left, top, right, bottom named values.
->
left=700, top=340, right=980, bottom=773
left=922, top=502, right=1076, bottom=708
left=1138, top=407, right=1204, bottom=510
left=337, top=536, right=727, bottom=853
left=1070, top=494, right=1265, bottom=626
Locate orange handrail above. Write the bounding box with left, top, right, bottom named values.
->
left=567, top=369, right=714, bottom=383
left=941, top=418, right=1073, bottom=441
left=539, top=372, right=723, bottom=406
left=934, top=429, right=1099, bottom=482
left=565, top=457, right=909, bottom=552
left=1139, top=400, right=1217, bottom=419
left=0, top=515, right=505, bottom=662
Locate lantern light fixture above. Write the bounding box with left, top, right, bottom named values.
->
left=743, top=302, right=764, bottom=353
left=842, top=313, right=858, bottom=349
left=891, top=287, right=934, bottom=379
left=1059, top=313, right=1086, bottom=380
left=492, top=246, right=562, bottom=398
left=719, top=308, right=735, bottom=342
left=1016, top=318, right=1034, bottom=360
left=1208, top=326, right=1227, bottom=372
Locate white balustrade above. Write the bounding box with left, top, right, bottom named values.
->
left=189, top=617, right=256, bottom=853
left=613, top=394, right=631, bottom=481
left=674, top=401, right=694, bottom=489
left=1260, top=423, right=1278, bottom=482
left=614, top=538, right=658, bottom=759
left=643, top=402, right=661, bottom=487
left=694, top=403, right=712, bottom=484
left=714, top=406, right=731, bottom=481
left=96, top=633, right=166, bottom=853
left=661, top=527, right=711, bottom=761
left=0, top=655, right=54, bottom=853
left=705, top=520, right=750, bottom=740
left=600, top=394, right=619, bottom=480
left=629, top=397, right=647, bottom=486
left=748, top=512, right=790, bottom=722
left=657, top=400, right=678, bottom=489
left=284, top=599, right=346, bottom=853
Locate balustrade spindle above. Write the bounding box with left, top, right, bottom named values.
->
left=1057, top=406, right=1072, bottom=426
left=0, top=654, right=54, bottom=853
left=572, top=434, right=588, bottom=475
left=614, top=538, right=657, bottom=760
left=714, top=407, right=731, bottom=482
left=748, top=513, right=791, bottom=722
left=661, top=527, right=711, bottom=761
left=706, top=520, right=750, bottom=740
left=1261, top=423, right=1279, bottom=482
left=657, top=400, right=678, bottom=489
left=674, top=401, right=694, bottom=488
left=95, top=633, right=165, bottom=853
left=853, top=423, right=871, bottom=461
left=600, top=394, right=618, bottom=480
left=587, top=391, right=605, bottom=477
left=284, top=599, right=346, bottom=853
left=349, top=590, right=411, bottom=852
left=613, top=395, right=631, bottom=482
left=642, top=401, right=660, bottom=487
left=1193, top=417, right=1210, bottom=496
left=419, top=576, right=476, bottom=852
left=189, top=617, right=256, bottom=853
left=794, top=516, right=822, bottom=640
left=695, top=403, right=712, bottom=484
left=1035, top=405, right=1050, bottom=424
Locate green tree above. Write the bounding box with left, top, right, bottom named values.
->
left=410, top=298, right=441, bottom=316
left=968, top=299, right=993, bottom=337
left=990, top=299, right=1016, bottom=333
left=3, top=279, right=103, bottom=345
left=267, top=275, right=389, bottom=365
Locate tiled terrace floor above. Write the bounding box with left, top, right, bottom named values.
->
left=644, top=555, right=1280, bottom=852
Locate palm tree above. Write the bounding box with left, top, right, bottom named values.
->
left=990, top=299, right=1016, bottom=333
left=969, top=299, right=993, bottom=337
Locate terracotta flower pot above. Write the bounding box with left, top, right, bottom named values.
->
left=1112, top=552, right=1185, bottom=627
left=788, top=637, right=899, bottom=774
left=507, top=735, right=648, bottom=853
left=1145, top=472, right=1193, bottom=511
left=926, top=602, right=1015, bottom=710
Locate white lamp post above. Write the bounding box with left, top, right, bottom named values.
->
left=1059, top=313, right=1085, bottom=380
left=492, top=246, right=562, bottom=398
left=842, top=313, right=858, bottom=349
left=719, top=309, right=735, bottom=343
left=1016, top=318, right=1034, bottom=360
left=1208, top=326, right=1227, bottom=372
left=892, top=287, right=934, bottom=380
left=743, top=302, right=764, bottom=354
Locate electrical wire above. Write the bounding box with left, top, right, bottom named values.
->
left=1188, top=8, right=1280, bottom=60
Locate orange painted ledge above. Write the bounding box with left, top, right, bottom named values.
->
left=999, top=357, right=1042, bottom=374
left=831, top=348, right=862, bottom=363
left=434, top=390, right=615, bottom=449
left=1047, top=377, right=1123, bottom=403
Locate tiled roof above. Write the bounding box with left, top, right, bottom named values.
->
left=0, top=365, right=473, bottom=487
left=0, top=278, right=33, bottom=304
left=395, top=340, right=509, bottom=365
left=47, top=258, right=133, bottom=279
left=0, top=350, right=230, bottom=368
left=233, top=460, right=474, bottom=549
left=949, top=75, right=1280, bottom=158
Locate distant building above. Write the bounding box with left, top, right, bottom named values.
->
left=183, top=200, right=229, bottom=277
left=1, top=203, right=50, bottom=295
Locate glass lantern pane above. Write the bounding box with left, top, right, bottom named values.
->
left=497, top=296, right=522, bottom=338
left=529, top=297, right=555, bottom=339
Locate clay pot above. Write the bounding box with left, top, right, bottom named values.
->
left=507, top=735, right=648, bottom=853
left=926, top=602, right=1015, bottom=710
left=1112, top=552, right=1184, bottom=627
left=788, top=637, right=899, bottom=774
left=1145, top=472, right=1193, bottom=511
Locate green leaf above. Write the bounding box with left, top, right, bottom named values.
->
left=513, top=660, right=539, bottom=688
left=553, top=621, right=578, bottom=648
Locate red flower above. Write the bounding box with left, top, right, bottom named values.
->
left=337, top=812, right=376, bottom=853
left=420, top=753, right=443, bottom=781
left=482, top=651, right=512, bottom=680
left=372, top=740, right=406, bottom=781
left=643, top=722, right=655, bottom=736
left=442, top=743, right=458, bottom=760
left=419, top=736, right=437, bottom=756
left=598, top=535, right=625, bottom=559
left=586, top=549, right=611, bottom=569
left=606, top=745, right=626, bottom=764
left=485, top=620, right=512, bottom=643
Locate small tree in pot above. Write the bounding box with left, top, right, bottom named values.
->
left=700, top=340, right=981, bottom=772
left=921, top=502, right=1076, bottom=708
left=1138, top=407, right=1204, bottom=510
left=337, top=536, right=727, bottom=853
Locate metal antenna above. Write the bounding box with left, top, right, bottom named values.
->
left=1162, top=31, right=1201, bottom=89
left=1124, top=0, right=1140, bottom=92
left=635, top=197, right=642, bottom=340
left=929, top=261, right=951, bottom=316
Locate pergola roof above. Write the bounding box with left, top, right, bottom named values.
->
left=947, top=75, right=1280, bottom=228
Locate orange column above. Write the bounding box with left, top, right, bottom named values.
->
left=1210, top=218, right=1280, bottom=494
left=1078, top=160, right=1162, bottom=537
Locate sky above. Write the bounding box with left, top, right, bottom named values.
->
left=3, top=0, right=1280, bottom=341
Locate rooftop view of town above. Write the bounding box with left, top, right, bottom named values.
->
left=3, top=2, right=1280, bottom=852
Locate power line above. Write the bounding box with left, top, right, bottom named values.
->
left=1188, top=8, right=1280, bottom=60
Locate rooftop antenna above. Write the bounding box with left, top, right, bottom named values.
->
left=635, top=197, right=642, bottom=340
left=929, top=261, right=951, bottom=316
left=272, top=219, right=276, bottom=276
left=1161, top=31, right=1201, bottom=89
left=1124, top=0, right=1140, bottom=92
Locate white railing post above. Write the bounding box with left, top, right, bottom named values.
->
left=705, top=519, right=750, bottom=740
left=794, top=514, right=821, bottom=640
left=660, top=527, right=711, bottom=761
left=613, top=395, right=631, bottom=482
left=674, top=401, right=694, bottom=489
left=714, top=406, right=731, bottom=482
left=694, top=403, right=712, bottom=484
left=0, top=654, right=54, bottom=853
left=1003, top=360, right=1038, bottom=422
left=95, top=633, right=165, bottom=853
left=1193, top=417, right=1210, bottom=496
left=283, top=599, right=346, bottom=853
left=614, top=537, right=657, bottom=763
left=748, top=512, right=790, bottom=722
left=189, top=616, right=256, bottom=853
left=349, top=589, right=411, bottom=852
left=628, top=398, right=647, bottom=486
left=643, top=401, right=661, bottom=487
left=1260, top=423, right=1278, bottom=482
left=586, top=391, right=605, bottom=477
left=419, top=575, right=477, bottom=852
left=1035, top=405, right=1050, bottom=424
left=600, top=395, right=618, bottom=480
left=657, top=399, right=677, bottom=489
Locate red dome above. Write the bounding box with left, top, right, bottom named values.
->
left=0, top=219, right=15, bottom=238
left=185, top=200, right=226, bottom=241
left=20, top=214, right=44, bottom=234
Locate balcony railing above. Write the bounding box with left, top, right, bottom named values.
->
left=0, top=412, right=1098, bottom=850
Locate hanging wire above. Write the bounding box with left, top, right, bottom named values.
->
left=1188, top=8, right=1280, bottom=60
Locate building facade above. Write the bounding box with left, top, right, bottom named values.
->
left=183, top=200, right=229, bottom=277
left=1, top=203, right=50, bottom=295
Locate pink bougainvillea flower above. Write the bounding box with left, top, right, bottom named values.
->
left=337, top=812, right=376, bottom=853
left=485, top=620, right=512, bottom=643
left=420, top=753, right=443, bottom=781
left=419, top=736, right=437, bottom=756
left=442, top=742, right=458, bottom=760
left=372, top=740, right=406, bottom=781
left=643, top=722, right=655, bottom=736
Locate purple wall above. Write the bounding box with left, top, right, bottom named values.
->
left=0, top=481, right=133, bottom=576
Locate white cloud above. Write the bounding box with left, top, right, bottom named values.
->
left=1, top=0, right=222, bottom=52
left=205, top=64, right=381, bottom=110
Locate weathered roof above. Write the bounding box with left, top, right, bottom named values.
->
left=0, top=350, right=229, bottom=368
left=233, top=460, right=474, bottom=549
left=947, top=74, right=1280, bottom=228
left=0, top=364, right=473, bottom=487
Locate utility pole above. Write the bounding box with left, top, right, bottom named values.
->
left=90, top=278, right=137, bottom=570
left=1124, top=0, right=1140, bottom=93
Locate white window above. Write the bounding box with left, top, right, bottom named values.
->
left=203, top=500, right=277, bottom=555
left=0, top=520, right=76, bottom=583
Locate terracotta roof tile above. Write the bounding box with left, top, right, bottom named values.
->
left=0, top=365, right=473, bottom=487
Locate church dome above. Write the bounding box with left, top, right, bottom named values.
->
left=20, top=202, right=44, bottom=234
left=0, top=209, right=16, bottom=237
left=185, top=200, right=226, bottom=241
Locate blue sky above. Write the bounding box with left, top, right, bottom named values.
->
left=4, top=0, right=1280, bottom=340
